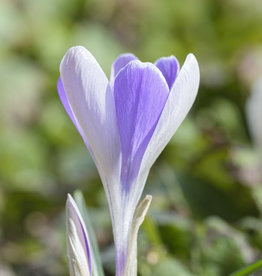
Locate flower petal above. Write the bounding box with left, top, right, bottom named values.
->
left=138, top=54, right=200, bottom=187
left=114, top=60, right=169, bottom=192
left=73, top=191, right=105, bottom=276
left=155, top=55, right=180, bottom=90
left=66, top=194, right=92, bottom=276
left=110, top=53, right=138, bottom=83
left=57, top=76, right=76, bottom=124
left=60, top=48, right=125, bottom=276
left=57, top=76, right=90, bottom=149
left=60, top=46, right=121, bottom=186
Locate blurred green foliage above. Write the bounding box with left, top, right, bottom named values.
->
left=0, top=0, right=262, bottom=275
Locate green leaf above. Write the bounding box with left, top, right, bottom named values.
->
left=229, top=259, right=262, bottom=276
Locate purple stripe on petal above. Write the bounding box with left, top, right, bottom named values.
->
left=114, top=60, right=169, bottom=192
left=73, top=203, right=92, bottom=274
left=110, top=53, right=138, bottom=82
left=57, top=76, right=75, bottom=123
left=66, top=194, right=92, bottom=275
left=155, top=56, right=180, bottom=90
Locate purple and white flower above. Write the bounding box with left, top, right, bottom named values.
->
left=66, top=194, right=92, bottom=276
left=58, top=46, right=200, bottom=276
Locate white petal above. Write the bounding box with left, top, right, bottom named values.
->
left=60, top=47, right=125, bottom=276
left=66, top=194, right=92, bottom=276
left=137, top=53, right=200, bottom=190
left=246, top=78, right=262, bottom=150
left=60, top=46, right=122, bottom=208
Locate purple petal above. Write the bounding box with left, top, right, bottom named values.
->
left=114, top=60, right=169, bottom=192
left=139, top=54, right=199, bottom=183
left=110, top=53, right=138, bottom=82
left=155, top=55, right=180, bottom=90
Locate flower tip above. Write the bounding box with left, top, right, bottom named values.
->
left=67, top=45, right=87, bottom=54
left=183, top=53, right=200, bottom=86
left=66, top=193, right=75, bottom=208
left=186, top=53, right=199, bottom=65
left=116, top=52, right=137, bottom=60
left=67, top=193, right=73, bottom=201
left=60, top=45, right=96, bottom=74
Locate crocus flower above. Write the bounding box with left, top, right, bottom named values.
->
left=66, top=194, right=92, bottom=276
left=58, top=46, right=200, bottom=276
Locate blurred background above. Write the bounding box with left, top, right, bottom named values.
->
left=1, top=0, right=262, bottom=275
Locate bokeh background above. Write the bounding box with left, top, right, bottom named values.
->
left=1, top=0, right=262, bottom=275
